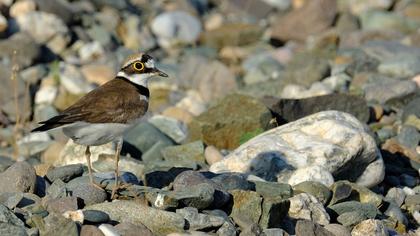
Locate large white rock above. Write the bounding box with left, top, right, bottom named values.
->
left=210, top=111, right=384, bottom=187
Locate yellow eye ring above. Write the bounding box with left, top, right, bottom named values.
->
left=133, top=62, right=144, bottom=71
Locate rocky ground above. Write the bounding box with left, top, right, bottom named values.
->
left=0, top=0, right=419, bottom=235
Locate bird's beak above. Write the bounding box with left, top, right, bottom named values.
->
left=154, top=68, right=168, bottom=77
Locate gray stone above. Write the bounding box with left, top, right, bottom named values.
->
left=46, top=164, right=84, bottom=183
left=384, top=202, right=408, bottom=226
left=337, top=211, right=367, bottom=227
left=0, top=161, right=36, bottom=194
left=243, top=55, right=284, bottom=85
left=149, top=115, right=188, bottom=143
left=263, top=228, right=287, bottom=236
left=80, top=225, right=104, bottom=236
left=252, top=181, right=293, bottom=199
left=295, top=220, right=334, bottom=236
left=86, top=201, right=185, bottom=235
left=0, top=33, right=41, bottom=68
left=0, top=203, right=25, bottom=226
left=402, top=97, right=420, bottom=125
left=360, top=10, right=419, bottom=34
left=324, top=223, right=351, bottom=236
left=396, top=125, right=420, bottom=150
left=173, top=183, right=215, bottom=210
left=161, top=141, right=206, bottom=167
left=293, top=181, right=331, bottom=205
left=0, top=193, right=23, bottom=209
left=65, top=180, right=107, bottom=206
left=385, top=187, right=406, bottom=207
left=42, top=213, right=78, bottom=236
left=0, top=223, right=27, bottom=236
left=0, top=157, right=15, bottom=173
left=260, top=197, right=290, bottom=229
left=328, top=201, right=378, bottom=219
left=378, top=57, right=420, bottom=78
left=210, top=111, right=384, bottom=188
left=114, top=222, right=153, bottom=236
left=151, top=11, right=202, bottom=49
left=329, top=181, right=383, bottom=207
left=176, top=207, right=225, bottom=230
left=217, top=221, right=237, bottom=236
left=34, top=0, right=75, bottom=24
left=364, top=80, right=417, bottom=104
left=267, top=94, right=370, bottom=124
left=44, top=196, right=78, bottom=215
left=83, top=210, right=110, bottom=224
left=124, top=122, right=174, bottom=162
left=173, top=171, right=218, bottom=191
left=212, top=173, right=254, bottom=191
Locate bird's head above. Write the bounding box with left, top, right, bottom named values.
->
left=117, top=53, right=168, bottom=87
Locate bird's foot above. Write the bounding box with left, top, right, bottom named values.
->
left=111, top=183, right=132, bottom=200
left=90, top=181, right=105, bottom=190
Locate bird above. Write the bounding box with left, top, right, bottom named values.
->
left=32, top=53, right=168, bottom=199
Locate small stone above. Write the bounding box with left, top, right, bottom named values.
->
left=324, top=223, right=351, bottom=236
left=0, top=203, right=25, bottom=226
left=294, top=220, right=334, bottom=236
left=204, top=146, right=223, bottom=165
left=173, top=171, right=216, bottom=191
left=351, top=219, right=389, bottom=236
left=9, top=0, right=36, bottom=17
left=288, top=193, right=330, bottom=226
left=0, top=223, right=27, bottom=236
left=114, top=222, right=153, bottom=236
left=65, top=180, right=107, bottom=206
left=329, top=181, right=383, bottom=207
left=58, top=62, right=93, bottom=95
left=44, top=196, right=79, bottom=215
left=0, top=161, right=37, bottom=194
left=328, top=201, right=378, bottom=219
left=0, top=193, right=23, bottom=209
left=81, top=64, right=115, bottom=85
left=0, top=32, right=41, bottom=68
left=149, top=115, right=188, bottom=143
left=0, top=13, right=7, bottom=32
left=83, top=210, right=110, bottom=224
left=78, top=41, right=105, bottom=62
left=337, top=211, right=367, bottom=227
left=176, top=207, right=225, bottom=231
left=259, top=197, right=290, bottom=229
left=80, top=225, right=105, bottom=236
left=230, top=190, right=262, bottom=225
left=162, top=141, right=205, bottom=168
left=212, top=173, right=253, bottom=191
left=162, top=107, right=194, bottom=124
left=263, top=228, right=287, bottom=236
left=42, top=213, right=79, bottom=236
left=46, top=164, right=84, bottom=183
left=252, top=181, right=293, bottom=199
left=151, top=11, right=201, bottom=49
left=364, top=80, right=417, bottom=104
left=173, top=183, right=215, bottom=210
left=385, top=187, right=406, bottom=207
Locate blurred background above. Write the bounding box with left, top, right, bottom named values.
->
left=0, top=0, right=419, bottom=161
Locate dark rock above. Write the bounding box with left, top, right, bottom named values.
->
left=86, top=200, right=185, bottom=235
left=189, top=94, right=272, bottom=149
left=271, top=0, right=336, bottom=42
left=230, top=190, right=262, bottom=225
left=83, top=210, right=110, bottom=224
left=260, top=197, right=290, bottom=229
left=46, top=179, right=67, bottom=199
left=211, top=173, right=254, bottom=191
left=329, top=181, right=383, bottom=207
left=46, top=164, right=84, bottom=183
left=17, top=193, right=41, bottom=208
left=145, top=167, right=191, bottom=189
left=252, top=181, right=293, bottom=199
left=174, top=183, right=215, bottom=210
left=268, top=94, right=370, bottom=124
left=44, top=196, right=79, bottom=215
left=173, top=170, right=219, bottom=191
left=295, top=220, right=334, bottom=236
left=80, top=225, right=104, bottom=236
left=293, top=181, right=331, bottom=205
left=0, top=161, right=37, bottom=194
left=0, top=223, right=27, bottom=236
left=176, top=207, right=225, bottom=231
left=114, top=222, right=153, bottom=236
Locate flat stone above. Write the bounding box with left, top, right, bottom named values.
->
left=149, top=115, right=188, bottom=144
left=293, top=181, right=331, bottom=205
left=0, top=223, right=27, bottom=236
left=0, top=32, right=41, bottom=68
left=65, top=180, right=107, bottom=206
left=324, top=223, right=351, bottom=236
left=259, top=197, right=290, bottom=229
left=161, top=141, right=206, bottom=168
left=328, top=201, right=379, bottom=219
left=86, top=201, right=185, bottom=235
left=41, top=213, right=78, bottom=236
left=0, top=203, right=25, bottom=226
left=83, top=210, right=110, bottom=224
left=0, top=161, right=36, bottom=194
left=172, top=183, right=215, bottom=210
left=210, top=111, right=384, bottom=187
left=44, top=196, right=79, bottom=215
left=252, top=181, right=293, bottom=199
left=329, top=181, right=383, bottom=207
left=46, top=164, right=84, bottom=183
left=337, top=211, right=367, bottom=227
left=268, top=94, right=370, bottom=124
left=176, top=207, right=225, bottom=231
left=80, top=225, right=105, bottom=236
left=385, top=187, right=406, bottom=207
left=212, top=173, right=254, bottom=191
left=0, top=192, right=23, bottom=209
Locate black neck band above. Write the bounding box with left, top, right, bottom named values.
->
left=116, top=76, right=150, bottom=97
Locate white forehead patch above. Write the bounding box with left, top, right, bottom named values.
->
left=145, top=59, right=155, bottom=68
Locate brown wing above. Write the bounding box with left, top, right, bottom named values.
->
left=32, top=79, right=148, bottom=132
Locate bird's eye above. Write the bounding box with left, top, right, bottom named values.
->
left=133, top=62, right=144, bottom=71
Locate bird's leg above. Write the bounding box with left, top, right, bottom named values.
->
left=85, top=146, right=103, bottom=190
left=111, top=137, right=123, bottom=199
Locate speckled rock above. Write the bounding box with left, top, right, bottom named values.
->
left=0, top=161, right=37, bottom=194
